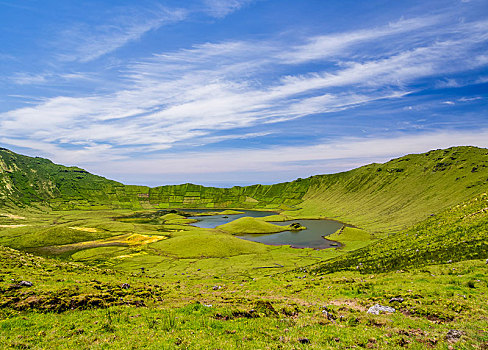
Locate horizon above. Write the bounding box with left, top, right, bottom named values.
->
left=1, top=0, right=487, bottom=187
left=3, top=144, right=486, bottom=188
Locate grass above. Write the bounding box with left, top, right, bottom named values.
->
left=315, top=192, right=488, bottom=274
left=1, top=244, right=488, bottom=349
left=217, top=216, right=305, bottom=234
left=1, top=146, right=488, bottom=348
left=327, top=227, right=373, bottom=251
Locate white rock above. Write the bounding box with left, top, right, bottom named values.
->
left=367, top=304, right=395, bottom=315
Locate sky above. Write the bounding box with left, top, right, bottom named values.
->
left=1, top=0, right=487, bottom=187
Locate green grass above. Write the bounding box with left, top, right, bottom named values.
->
left=315, top=192, right=488, bottom=274
left=1, top=245, right=488, bottom=349
left=1, top=146, right=488, bottom=348
left=217, top=216, right=305, bottom=234
left=327, top=227, right=373, bottom=251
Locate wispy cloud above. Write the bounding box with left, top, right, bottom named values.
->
left=2, top=14, right=487, bottom=172
left=203, top=0, right=254, bottom=18
left=92, top=129, right=488, bottom=185
left=56, top=6, right=187, bottom=63
left=281, top=16, right=443, bottom=64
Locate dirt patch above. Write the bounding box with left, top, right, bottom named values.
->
left=327, top=299, right=368, bottom=312
left=0, top=213, right=26, bottom=220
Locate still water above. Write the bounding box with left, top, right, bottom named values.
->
left=186, top=209, right=342, bottom=249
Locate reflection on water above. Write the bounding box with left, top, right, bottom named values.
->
left=186, top=209, right=278, bottom=228
left=186, top=209, right=342, bottom=249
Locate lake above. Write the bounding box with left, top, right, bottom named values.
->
left=186, top=209, right=342, bottom=249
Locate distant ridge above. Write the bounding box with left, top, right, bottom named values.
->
left=1, top=146, right=487, bottom=234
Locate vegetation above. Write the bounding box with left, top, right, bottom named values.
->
left=1, top=245, right=488, bottom=349
left=0, top=145, right=487, bottom=349
left=314, top=192, right=488, bottom=274
left=2, top=146, right=487, bottom=234
left=217, top=217, right=305, bottom=234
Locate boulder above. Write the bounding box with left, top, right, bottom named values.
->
left=367, top=304, right=395, bottom=315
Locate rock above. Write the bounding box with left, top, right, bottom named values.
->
left=367, top=304, right=395, bottom=315
left=19, top=281, right=33, bottom=287
left=389, top=297, right=404, bottom=303
left=121, top=283, right=130, bottom=289
left=446, top=329, right=465, bottom=342
left=298, top=338, right=310, bottom=344
left=447, top=260, right=453, bottom=263
left=322, top=310, right=336, bottom=321
left=212, top=285, right=221, bottom=290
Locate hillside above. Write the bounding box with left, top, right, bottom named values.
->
left=1, top=146, right=488, bottom=349
left=1, top=146, right=487, bottom=234
left=296, top=146, right=488, bottom=232
left=0, top=148, right=142, bottom=210
left=314, top=192, right=488, bottom=274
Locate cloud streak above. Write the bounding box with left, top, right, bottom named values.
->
left=1, top=13, right=487, bottom=181
left=94, top=129, right=488, bottom=185
left=56, top=6, right=187, bottom=63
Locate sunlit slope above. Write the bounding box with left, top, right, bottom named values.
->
left=0, top=148, right=148, bottom=210
left=314, top=192, right=488, bottom=274
left=1, top=146, right=487, bottom=234
left=296, top=146, right=488, bottom=232
left=0, top=148, right=309, bottom=210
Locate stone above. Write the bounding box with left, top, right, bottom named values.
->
left=19, top=281, right=33, bottom=287
left=367, top=304, right=395, bottom=315
left=446, top=329, right=465, bottom=342
left=389, top=297, right=404, bottom=303
left=121, top=283, right=130, bottom=289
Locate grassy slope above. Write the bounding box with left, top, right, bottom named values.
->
left=314, top=192, right=488, bottom=273
left=217, top=217, right=303, bottom=234
left=2, top=146, right=487, bottom=235
left=1, top=245, right=488, bottom=349
left=327, top=227, right=372, bottom=251
left=295, top=146, right=488, bottom=233
left=0, top=148, right=148, bottom=210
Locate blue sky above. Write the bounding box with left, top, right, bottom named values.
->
left=1, top=0, right=487, bottom=187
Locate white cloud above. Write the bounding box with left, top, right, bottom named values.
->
left=282, top=16, right=442, bottom=64
left=10, top=73, right=49, bottom=85
left=92, top=129, right=488, bottom=183
left=2, top=15, right=488, bottom=171
left=203, top=0, right=254, bottom=18
left=56, top=6, right=187, bottom=63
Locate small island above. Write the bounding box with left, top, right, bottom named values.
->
left=217, top=217, right=306, bottom=234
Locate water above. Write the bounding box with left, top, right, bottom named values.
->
left=239, top=219, right=343, bottom=249
left=186, top=209, right=278, bottom=228
left=186, top=209, right=342, bottom=249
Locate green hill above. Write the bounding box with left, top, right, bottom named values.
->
left=217, top=217, right=305, bottom=234
left=1, top=146, right=488, bottom=349
left=1, top=146, right=487, bottom=235
left=313, top=192, right=488, bottom=274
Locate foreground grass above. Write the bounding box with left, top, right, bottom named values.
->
left=1, top=243, right=488, bottom=349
